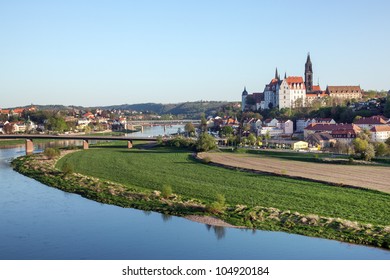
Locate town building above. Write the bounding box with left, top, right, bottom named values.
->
left=241, top=53, right=363, bottom=111
left=278, top=76, right=306, bottom=109
left=303, top=123, right=361, bottom=140
left=370, top=125, right=390, bottom=142
left=326, top=86, right=362, bottom=101
left=353, top=115, right=389, bottom=130
left=296, top=118, right=336, bottom=133
left=306, top=133, right=336, bottom=149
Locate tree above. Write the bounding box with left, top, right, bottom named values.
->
left=184, top=122, right=196, bottom=137
left=47, top=116, right=68, bottom=132
left=220, top=126, right=233, bottom=137
left=264, top=130, right=271, bottom=146
left=200, top=116, right=207, bottom=132
left=384, top=97, right=390, bottom=118
left=374, top=142, right=388, bottom=157
left=364, top=144, right=375, bottom=161
left=386, top=137, right=390, bottom=147
left=196, top=133, right=217, bottom=152
left=247, top=133, right=256, bottom=146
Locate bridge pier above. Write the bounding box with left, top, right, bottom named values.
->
left=25, top=139, right=34, bottom=155
left=83, top=140, right=89, bottom=150
left=127, top=140, right=133, bottom=149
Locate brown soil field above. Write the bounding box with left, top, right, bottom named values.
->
left=198, top=152, right=390, bottom=194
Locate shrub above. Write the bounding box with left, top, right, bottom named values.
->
left=62, top=162, right=74, bottom=177
left=207, top=193, right=226, bottom=214
left=44, top=147, right=60, bottom=159
left=161, top=185, right=173, bottom=199
left=196, top=133, right=217, bottom=152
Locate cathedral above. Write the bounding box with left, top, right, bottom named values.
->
left=242, top=53, right=362, bottom=111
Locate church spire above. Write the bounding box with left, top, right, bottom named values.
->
left=284, top=72, right=287, bottom=79
left=305, top=52, right=313, bottom=92
left=275, top=67, right=279, bottom=80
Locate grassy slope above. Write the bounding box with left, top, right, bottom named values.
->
left=56, top=147, right=390, bottom=226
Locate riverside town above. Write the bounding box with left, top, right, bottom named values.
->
left=1, top=53, right=390, bottom=257
left=1, top=4, right=390, bottom=276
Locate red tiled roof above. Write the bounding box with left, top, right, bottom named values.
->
left=331, top=129, right=358, bottom=136
left=354, top=116, right=387, bottom=125
left=312, top=85, right=321, bottom=91
left=305, top=123, right=360, bottom=132
left=327, top=86, right=362, bottom=94
left=370, top=125, right=390, bottom=132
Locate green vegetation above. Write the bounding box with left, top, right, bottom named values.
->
left=43, top=147, right=60, bottom=159
left=196, top=133, right=217, bottom=152
left=55, top=147, right=390, bottom=226
left=12, top=146, right=390, bottom=249
left=161, top=185, right=173, bottom=199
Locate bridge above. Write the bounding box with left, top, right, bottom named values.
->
left=0, top=134, right=159, bottom=154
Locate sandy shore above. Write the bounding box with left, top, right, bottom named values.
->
left=185, top=215, right=245, bottom=228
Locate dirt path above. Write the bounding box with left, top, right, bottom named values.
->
left=198, top=152, right=390, bottom=194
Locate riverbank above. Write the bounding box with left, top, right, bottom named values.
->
left=12, top=148, right=390, bottom=250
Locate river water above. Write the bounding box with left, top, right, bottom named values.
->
left=0, top=129, right=389, bottom=260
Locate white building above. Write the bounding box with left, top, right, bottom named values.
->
left=296, top=118, right=336, bottom=133
left=263, top=78, right=280, bottom=110
left=370, top=125, right=390, bottom=142
left=278, top=76, right=306, bottom=109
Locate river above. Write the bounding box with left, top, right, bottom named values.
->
left=0, top=129, right=389, bottom=260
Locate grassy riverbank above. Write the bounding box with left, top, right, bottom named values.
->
left=12, top=146, right=390, bottom=249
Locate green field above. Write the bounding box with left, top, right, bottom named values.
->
left=56, top=146, right=390, bottom=226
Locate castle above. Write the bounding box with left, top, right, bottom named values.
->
left=242, top=54, right=362, bottom=111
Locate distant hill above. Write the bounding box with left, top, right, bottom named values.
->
left=101, top=101, right=233, bottom=117
left=6, top=101, right=236, bottom=117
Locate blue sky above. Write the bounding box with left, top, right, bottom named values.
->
left=0, top=0, right=389, bottom=108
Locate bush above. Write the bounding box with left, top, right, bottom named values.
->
left=62, top=162, right=74, bottom=176
left=207, top=193, right=226, bottom=214
left=196, top=133, right=217, bottom=152
left=161, top=185, right=173, bottom=199
left=44, top=147, right=60, bottom=159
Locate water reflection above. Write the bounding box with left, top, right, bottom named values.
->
left=161, top=214, right=172, bottom=222
left=205, top=224, right=226, bottom=240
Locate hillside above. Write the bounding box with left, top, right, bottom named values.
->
left=101, top=101, right=233, bottom=116
left=6, top=101, right=235, bottom=117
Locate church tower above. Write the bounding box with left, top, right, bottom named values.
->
left=305, top=53, right=313, bottom=92
left=241, top=86, right=248, bottom=112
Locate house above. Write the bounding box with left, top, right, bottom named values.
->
left=277, top=119, right=294, bottom=135
left=353, top=115, right=388, bottom=130
left=330, top=129, right=359, bottom=143
left=260, top=118, right=293, bottom=137
left=296, top=118, right=336, bottom=133
left=13, top=121, right=27, bottom=133
left=263, top=118, right=279, bottom=127
left=370, top=125, right=390, bottom=142
left=304, top=123, right=360, bottom=138
left=306, top=133, right=336, bottom=149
